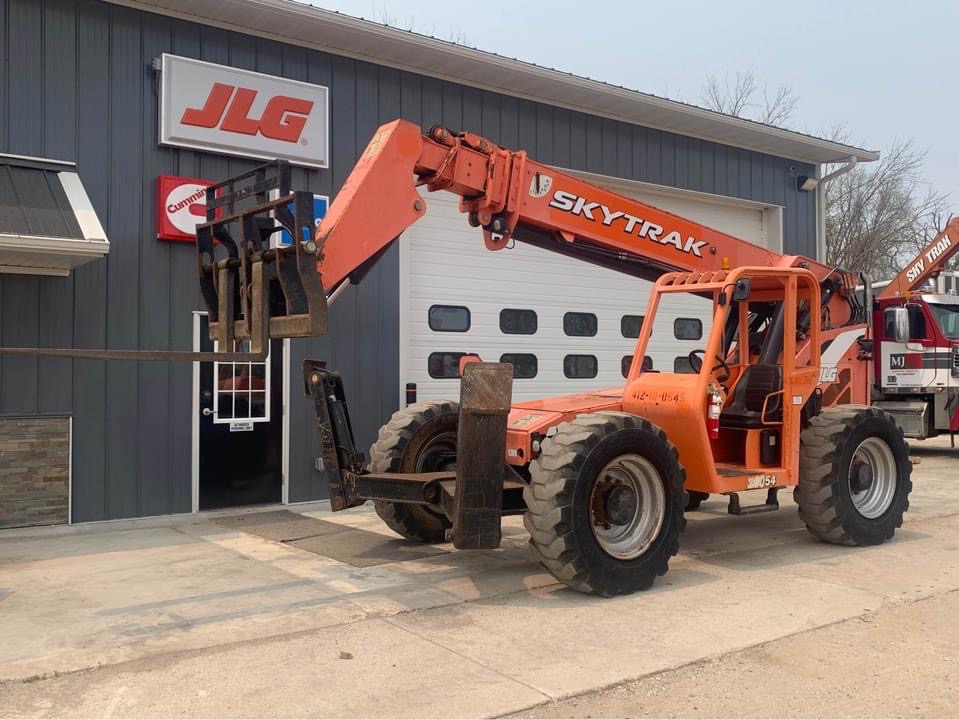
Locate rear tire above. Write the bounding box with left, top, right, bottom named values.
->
left=524, top=412, right=686, bottom=596
left=369, top=401, right=458, bottom=543
left=795, top=405, right=912, bottom=546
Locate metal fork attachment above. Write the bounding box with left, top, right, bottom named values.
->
left=304, top=359, right=516, bottom=550
left=197, top=160, right=329, bottom=358
left=0, top=160, right=328, bottom=363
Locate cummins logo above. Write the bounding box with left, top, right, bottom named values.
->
left=156, top=175, right=214, bottom=243
left=548, top=190, right=707, bottom=257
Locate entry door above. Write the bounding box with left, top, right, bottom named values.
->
left=197, top=315, right=283, bottom=510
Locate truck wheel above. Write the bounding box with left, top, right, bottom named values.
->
left=796, top=406, right=912, bottom=546
left=369, top=401, right=457, bottom=543
left=524, top=412, right=686, bottom=596
left=686, top=491, right=709, bottom=511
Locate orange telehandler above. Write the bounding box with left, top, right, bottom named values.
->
left=192, top=119, right=914, bottom=595
left=1, top=120, right=917, bottom=595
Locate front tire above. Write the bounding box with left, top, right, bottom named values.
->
left=796, top=406, right=912, bottom=546
left=524, top=412, right=686, bottom=596
left=369, top=401, right=458, bottom=543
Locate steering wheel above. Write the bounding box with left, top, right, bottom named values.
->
left=687, top=349, right=731, bottom=383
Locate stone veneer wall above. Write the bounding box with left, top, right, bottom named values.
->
left=0, top=417, right=70, bottom=528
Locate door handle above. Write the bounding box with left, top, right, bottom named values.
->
left=202, top=407, right=214, bottom=417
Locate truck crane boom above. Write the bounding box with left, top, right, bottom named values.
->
left=877, top=217, right=959, bottom=299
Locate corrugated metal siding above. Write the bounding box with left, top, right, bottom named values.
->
left=0, top=0, right=818, bottom=520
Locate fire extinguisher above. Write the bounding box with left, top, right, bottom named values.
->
left=707, top=383, right=723, bottom=440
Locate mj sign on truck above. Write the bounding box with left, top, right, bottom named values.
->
left=159, top=54, right=329, bottom=168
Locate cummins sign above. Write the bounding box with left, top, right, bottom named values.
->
left=159, top=54, right=329, bottom=168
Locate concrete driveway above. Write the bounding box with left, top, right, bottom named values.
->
left=2, top=436, right=959, bottom=718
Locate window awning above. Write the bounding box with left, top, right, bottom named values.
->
left=0, top=154, right=109, bottom=277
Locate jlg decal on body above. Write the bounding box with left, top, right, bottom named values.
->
left=548, top=190, right=707, bottom=257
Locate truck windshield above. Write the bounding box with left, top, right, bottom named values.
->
left=927, top=303, right=959, bottom=339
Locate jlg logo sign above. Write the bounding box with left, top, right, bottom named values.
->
left=159, top=54, right=328, bottom=168
left=180, top=83, right=314, bottom=144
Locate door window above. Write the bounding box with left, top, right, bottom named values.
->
left=213, top=340, right=270, bottom=423
left=907, top=305, right=928, bottom=341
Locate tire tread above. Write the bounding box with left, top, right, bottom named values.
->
left=523, top=412, right=685, bottom=596
left=369, top=400, right=457, bottom=543
left=796, top=405, right=911, bottom=546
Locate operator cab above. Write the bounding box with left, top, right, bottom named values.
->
left=623, top=267, right=822, bottom=500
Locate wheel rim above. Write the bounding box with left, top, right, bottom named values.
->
left=848, top=436, right=897, bottom=519
left=589, top=454, right=666, bottom=560
left=414, top=431, right=457, bottom=473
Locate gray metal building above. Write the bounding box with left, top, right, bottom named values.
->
left=0, top=0, right=876, bottom=526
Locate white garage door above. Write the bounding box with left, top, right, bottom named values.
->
left=400, top=175, right=776, bottom=404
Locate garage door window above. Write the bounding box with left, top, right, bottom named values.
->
left=429, top=305, right=471, bottom=332
left=564, top=354, right=597, bottom=378
left=564, top=312, right=598, bottom=337
left=500, top=308, right=537, bottom=335
left=674, top=356, right=695, bottom=373
left=674, top=318, right=703, bottom=340
left=621, top=315, right=644, bottom=338
left=621, top=355, right=653, bottom=377
left=500, top=353, right=538, bottom=379
left=428, top=352, right=466, bottom=378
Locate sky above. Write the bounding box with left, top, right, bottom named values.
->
left=308, top=0, right=959, bottom=203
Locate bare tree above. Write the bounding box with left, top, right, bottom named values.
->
left=702, top=71, right=758, bottom=119
left=371, top=3, right=471, bottom=46
left=701, top=71, right=798, bottom=127
left=761, top=83, right=798, bottom=127
left=702, top=72, right=950, bottom=279
left=823, top=138, right=951, bottom=279
left=371, top=3, right=415, bottom=31
left=446, top=28, right=471, bottom=46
